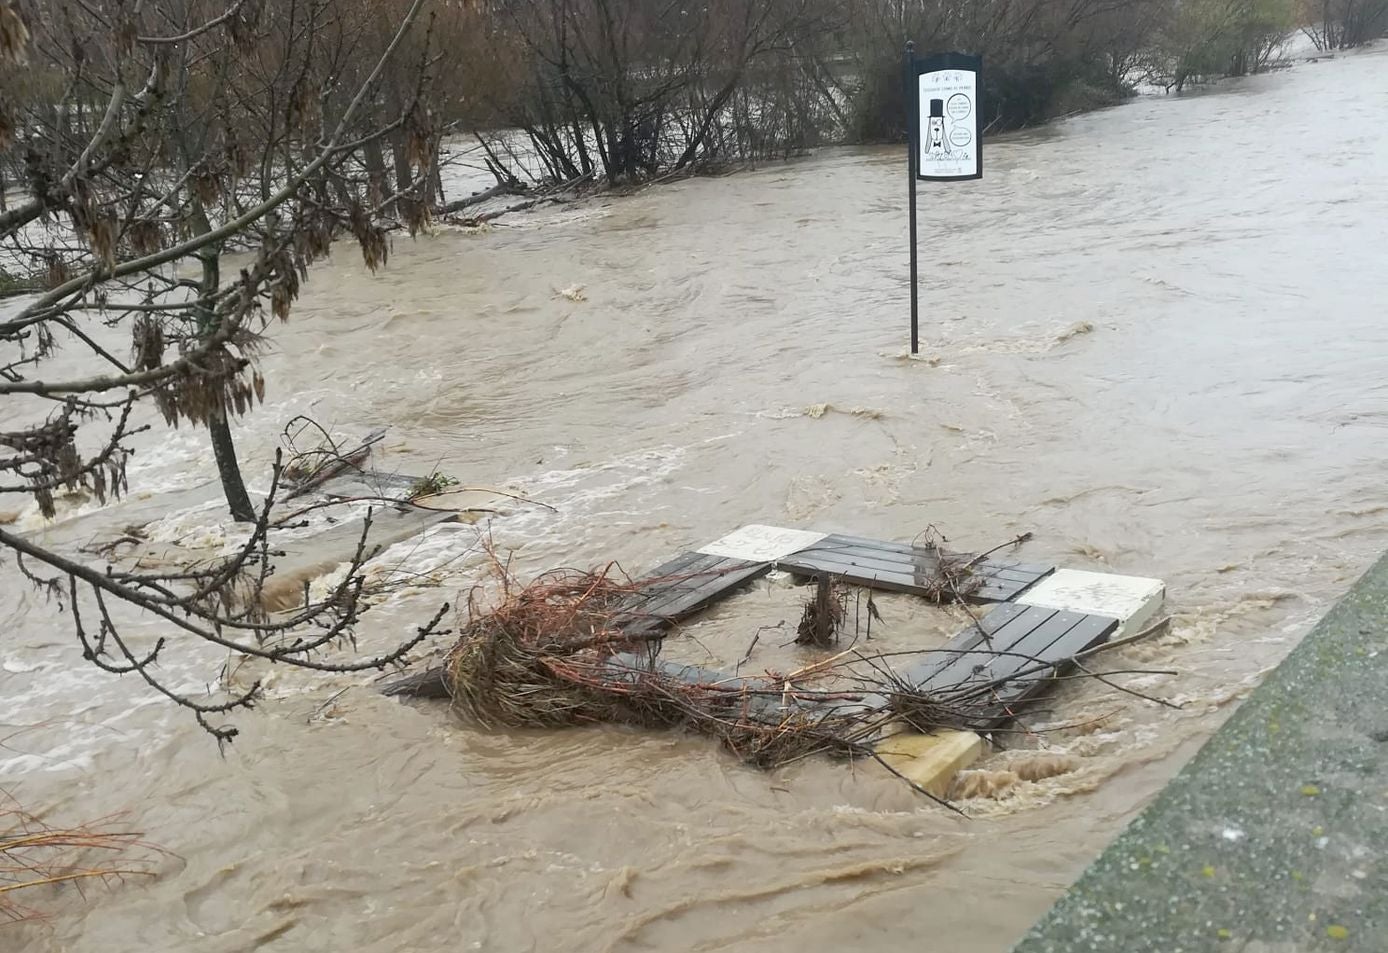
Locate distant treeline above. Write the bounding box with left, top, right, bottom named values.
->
left=2, top=0, right=1385, bottom=201
left=438, top=0, right=1384, bottom=184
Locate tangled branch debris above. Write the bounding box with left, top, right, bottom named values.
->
left=0, top=799, right=158, bottom=924
left=910, top=526, right=987, bottom=604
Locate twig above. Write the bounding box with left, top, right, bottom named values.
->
left=307, top=687, right=351, bottom=724
left=736, top=623, right=782, bottom=673
left=1069, top=660, right=1184, bottom=709
left=962, top=532, right=1034, bottom=569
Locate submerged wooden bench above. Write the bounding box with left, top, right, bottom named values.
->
left=384, top=528, right=1064, bottom=701
left=383, top=523, right=1162, bottom=800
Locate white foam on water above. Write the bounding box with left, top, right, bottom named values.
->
left=500, top=443, right=691, bottom=542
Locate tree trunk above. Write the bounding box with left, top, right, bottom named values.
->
left=209, top=413, right=255, bottom=521
left=190, top=201, right=256, bottom=523
left=392, top=136, right=411, bottom=196
left=363, top=138, right=389, bottom=206
left=429, top=146, right=444, bottom=206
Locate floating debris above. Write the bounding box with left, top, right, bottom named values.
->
left=802, top=403, right=886, bottom=420
left=385, top=525, right=1171, bottom=803
left=1055, top=320, right=1095, bottom=342
left=443, top=566, right=874, bottom=770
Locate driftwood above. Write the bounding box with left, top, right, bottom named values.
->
left=382, top=666, right=450, bottom=698
left=436, top=180, right=522, bottom=215
left=439, top=171, right=596, bottom=227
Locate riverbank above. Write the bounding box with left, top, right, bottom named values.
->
left=1012, top=550, right=1388, bottom=951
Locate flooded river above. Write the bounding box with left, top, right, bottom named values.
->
left=6, top=45, right=1388, bottom=953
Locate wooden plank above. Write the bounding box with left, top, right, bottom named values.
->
left=611, top=552, right=728, bottom=634
left=803, top=537, right=944, bottom=563
left=614, top=554, right=772, bottom=634
left=816, top=533, right=1054, bottom=580
left=924, top=611, right=1117, bottom=726
left=798, top=540, right=1042, bottom=585
left=789, top=544, right=944, bottom=577
left=983, top=613, right=1117, bottom=721
left=601, top=654, right=795, bottom=723
left=638, top=549, right=712, bottom=580
left=995, top=611, right=1108, bottom=681
left=778, top=533, right=1052, bottom=602
left=1022, top=612, right=1117, bottom=672
left=621, top=552, right=728, bottom=611
left=605, top=653, right=753, bottom=689
left=895, top=602, right=1030, bottom=688
left=645, top=558, right=771, bottom=623
left=975, top=573, right=1045, bottom=601
left=776, top=550, right=1041, bottom=603
left=773, top=552, right=947, bottom=598
left=636, top=555, right=755, bottom=618
left=937, top=608, right=1087, bottom=693
left=631, top=552, right=726, bottom=608
left=916, top=606, right=1059, bottom=694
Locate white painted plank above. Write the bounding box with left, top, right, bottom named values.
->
left=1016, top=568, right=1165, bottom=636
left=696, top=524, right=828, bottom=563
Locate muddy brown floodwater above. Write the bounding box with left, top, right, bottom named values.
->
left=5, top=45, right=1388, bottom=953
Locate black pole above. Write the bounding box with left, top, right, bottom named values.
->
left=904, top=41, right=919, bottom=355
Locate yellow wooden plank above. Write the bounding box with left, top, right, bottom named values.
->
left=875, top=729, right=985, bottom=798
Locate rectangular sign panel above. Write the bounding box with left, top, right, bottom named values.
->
left=914, top=53, right=982, bottom=182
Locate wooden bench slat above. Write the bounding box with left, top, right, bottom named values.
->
left=800, top=540, right=1044, bottom=585
left=895, top=603, right=1030, bottom=688
left=615, top=554, right=773, bottom=634
left=776, top=551, right=1042, bottom=603
left=979, top=614, right=1118, bottom=723
left=817, top=534, right=1054, bottom=579
left=939, top=608, right=1088, bottom=692
left=917, top=606, right=1059, bottom=693
left=646, top=558, right=772, bottom=622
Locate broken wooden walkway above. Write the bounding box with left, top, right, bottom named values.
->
left=382, top=521, right=1165, bottom=798
left=390, top=525, right=1121, bottom=722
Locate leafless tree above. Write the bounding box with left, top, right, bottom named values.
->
left=467, top=0, right=848, bottom=185
left=1301, top=0, right=1388, bottom=48
left=0, top=0, right=452, bottom=742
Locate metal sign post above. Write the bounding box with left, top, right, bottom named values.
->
left=904, top=44, right=982, bottom=354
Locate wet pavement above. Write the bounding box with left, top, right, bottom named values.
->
left=1013, top=551, right=1388, bottom=952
